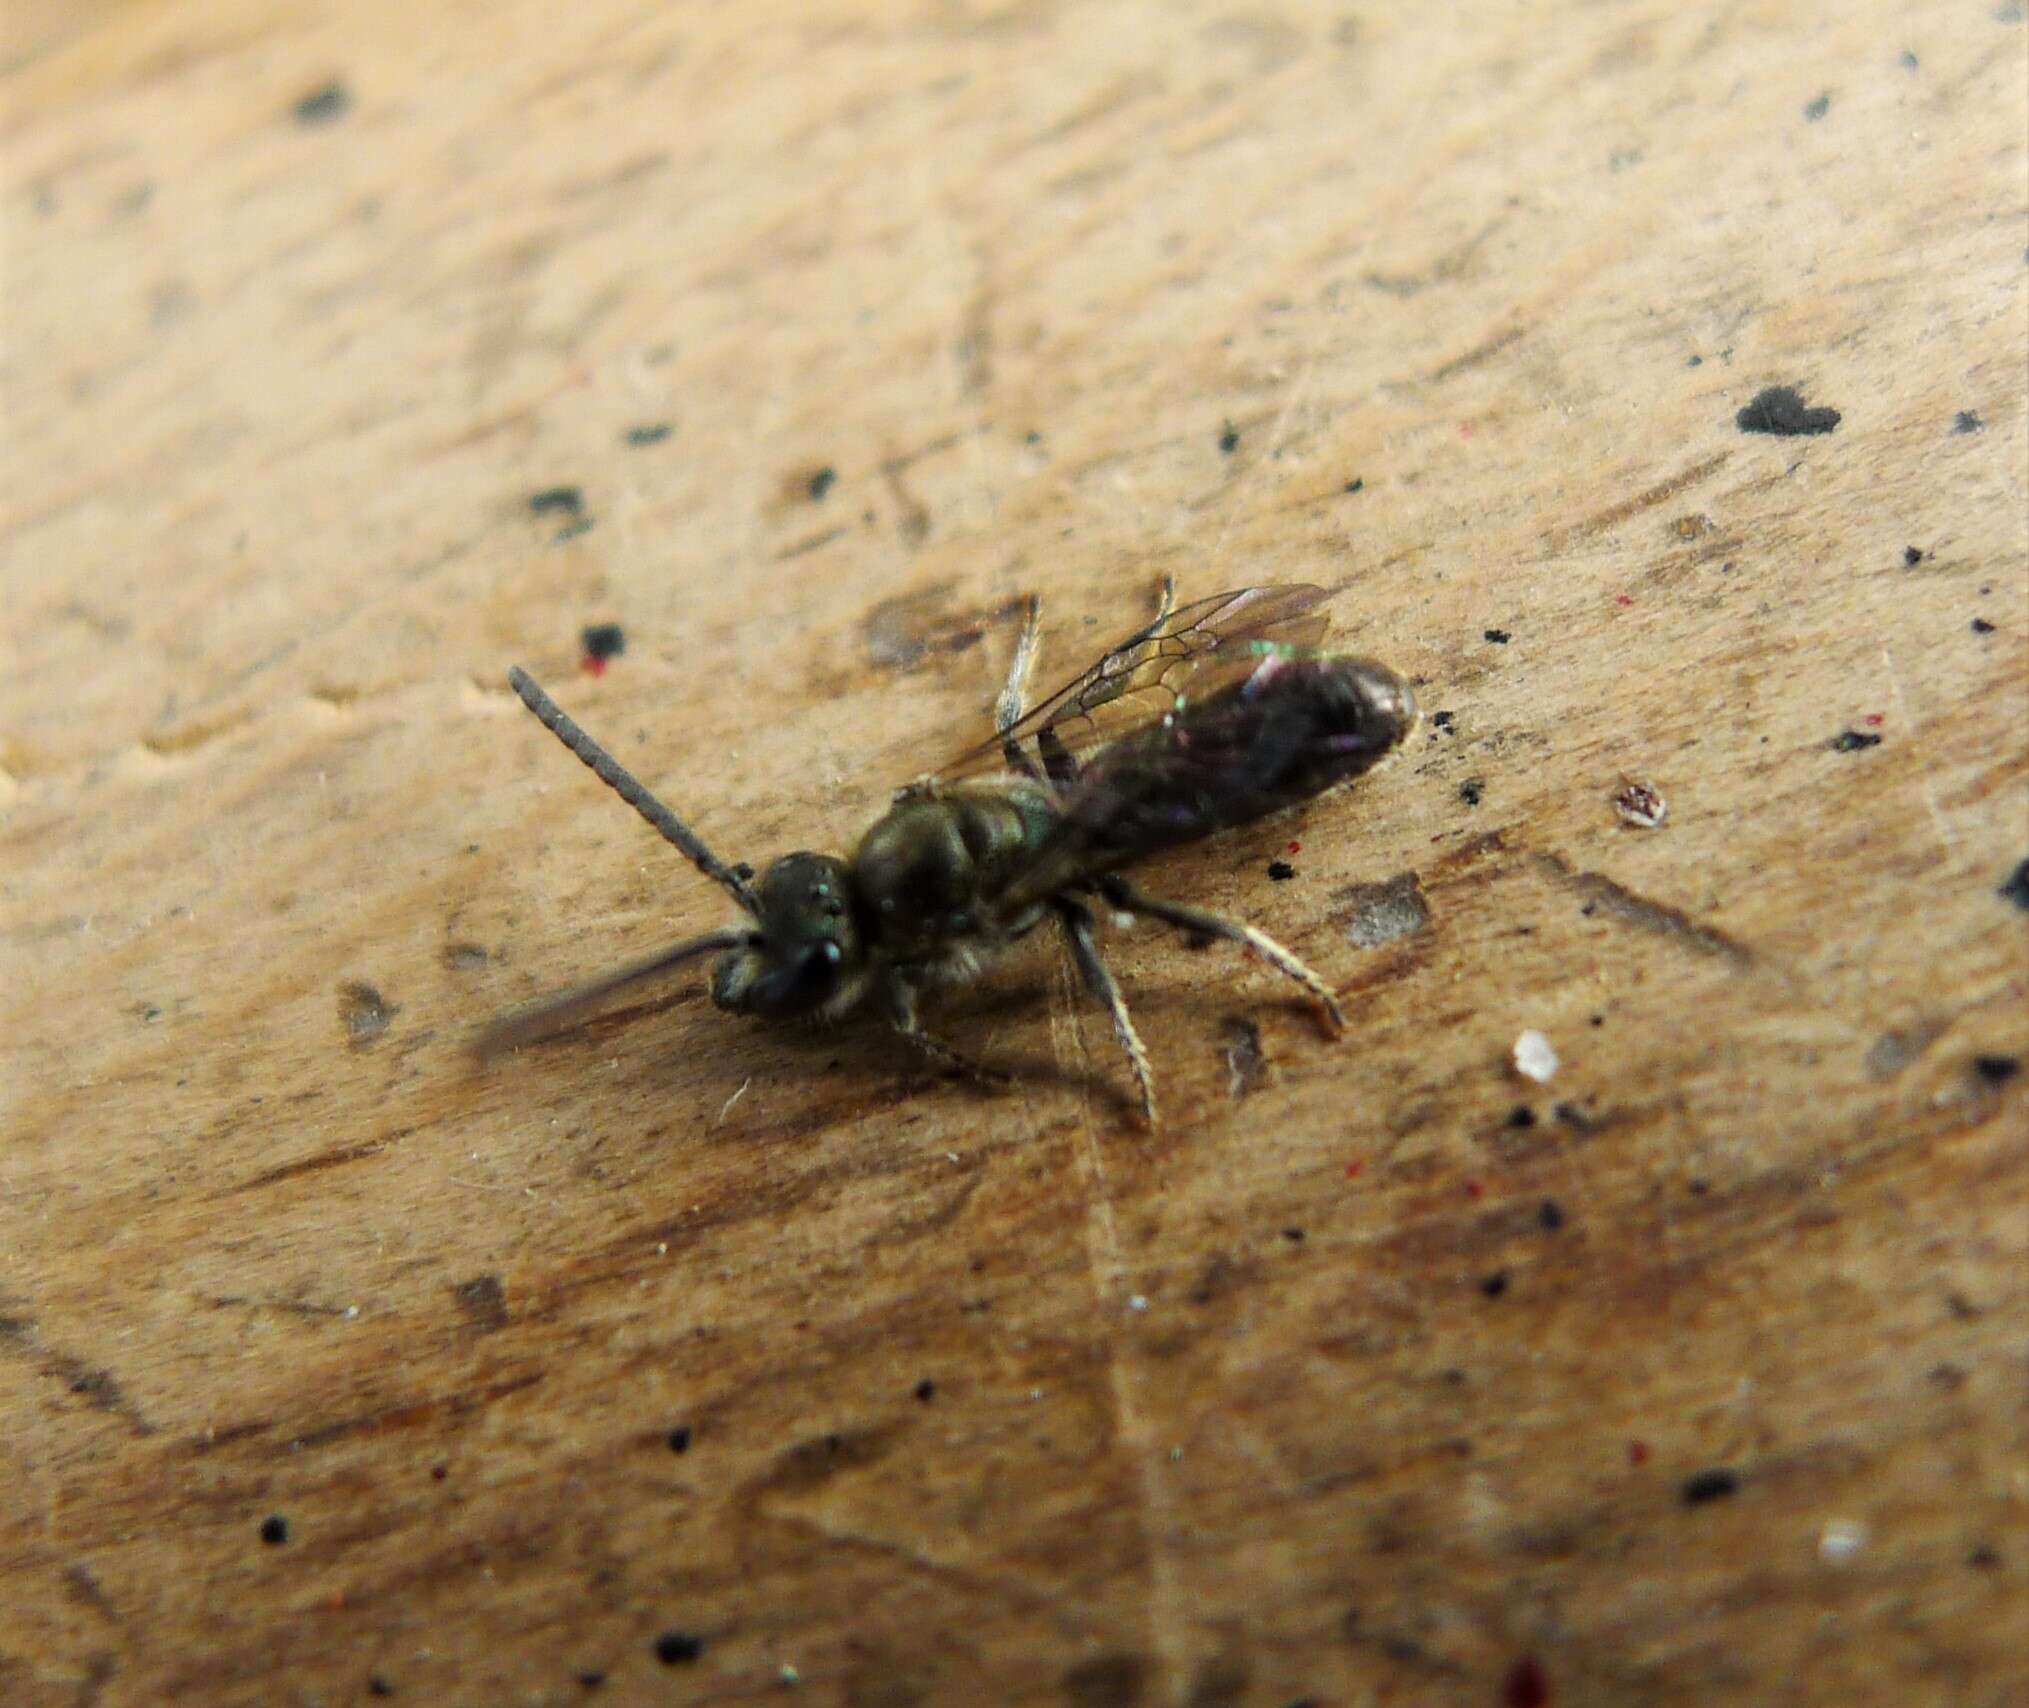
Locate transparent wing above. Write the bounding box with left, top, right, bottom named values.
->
left=936, top=584, right=1335, bottom=782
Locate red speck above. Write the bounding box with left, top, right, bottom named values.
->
left=579, top=654, right=608, bottom=677
left=1287, top=840, right=1302, bottom=855
left=1458, top=419, right=1477, bottom=440
left=1627, top=1440, right=1651, bottom=1466
left=1464, top=1178, right=1485, bottom=1200
left=1614, top=594, right=1635, bottom=607
left=1863, top=712, right=1884, bottom=727
left=325, top=1591, right=348, bottom=1612
left=1504, top=1655, right=1550, bottom=1708
left=1344, top=1159, right=1365, bottom=1179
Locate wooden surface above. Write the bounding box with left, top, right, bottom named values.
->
left=3, top=3, right=2025, bottom=1704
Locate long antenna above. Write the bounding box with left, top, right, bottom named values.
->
left=507, top=666, right=763, bottom=917
left=476, top=929, right=757, bottom=1055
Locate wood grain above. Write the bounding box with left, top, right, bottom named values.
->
left=3, top=3, right=2024, bottom=1705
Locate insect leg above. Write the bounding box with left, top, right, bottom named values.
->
left=880, top=974, right=1011, bottom=1087
left=994, top=596, right=1046, bottom=781
left=1098, top=875, right=1346, bottom=1036
left=1054, top=896, right=1157, bottom=1126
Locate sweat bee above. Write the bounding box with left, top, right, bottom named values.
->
left=482, top=580, right=1416, bottom=1124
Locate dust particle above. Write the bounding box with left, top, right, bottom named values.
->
left=625, top=423, right=673, bottom=446
left=1829, top=729, right=1881, bottom=752
left=1614, top=779, right=1668, bottom=828
left=581, top=622, right=626, bottom=661
left=293, top=82, right=351, bottom=126
left=1998, top=858, right=2029, bottom=910
left=339, top=982, right=395, bottom=1048
left=1339, top=872, right=1430, bottom=948
left=1952, top=410, right=1984, bottom=434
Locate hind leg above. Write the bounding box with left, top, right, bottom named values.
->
left=1098, top=875, right=1345, bottom=1035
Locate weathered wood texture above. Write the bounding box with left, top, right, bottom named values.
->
left=4, top=3, right=2025, bottom=1705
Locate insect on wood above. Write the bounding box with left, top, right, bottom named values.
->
left=481, top=581, right=1417, bottom=1124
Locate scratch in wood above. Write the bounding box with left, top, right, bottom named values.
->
left=212, top=1138, right=391, bottom=1198
left=1548, top=449, right=1733, bottom=547
left=1879, top=645, right=1954, bottom=856
left=1533, top=852, right=1755, bottom=967
left=1425, top=324, right=1524, bottom=384
left=290, top=1369, right=543, bottom=1450
left=0, top=1310, right=153, bottom=1434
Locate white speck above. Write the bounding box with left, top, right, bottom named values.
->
left=657, top=1242, right=668, bottom=1255
left=1112, top=911, right=1137, bottom=931
left=1029, top=1387, right=1043, bottom=1401
left=1514, top=1029, right=1559, bottom=1082
left=343, top=1305, right=359, bottom=1320
left=1128, top=1294, right=1149, bottom=1312
left=946, top=1151, right=960, bottom=1163
left=1169, top=1445, right=1183, bottom=1461
left=779, top=1662, right=801, bottom=1684
left=1819, top=1519, right=1867, bottom=1563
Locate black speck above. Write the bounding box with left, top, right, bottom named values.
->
left=1952, top=410, right=1984, bottom=435
left=581, top=623, right=626, bottom=661
left=576, top=1670, right=607, bottom=1690
left=1459, top=779, right=1484, bottom=807
left=1344, top=476, right=1365, bottom=493
left=1968, top=1544, right=2001, bottom=1571
left=1218, top=422, right=1240, bottom=454
left=1803, top=92, right=1830, bottom=121
left=1736, top=386, right=1840, bottom=436
left=1431, top=710, right=1454, bottom=729
left=529, top=486, right=584, bottom=517
left=1506, top=1105, right=1536, bottom=1129
left=807, top=466, right=837, bottom=501
left=667, top=1425, right=692, bottom=1453
left=1974, top=1054, right=2020, bottom=1085
left=1971, top=616, right=1996, bottom=634
left=1899, top=49, right=1920, bottom=70
left=1903, top=545, right=1924, bottom=566
left=1267, top=860, right=1297, bottom=882
left=1687, top=353, right=1703, bottom=367
left=1282, top=1226, right=1306, bottom=1242
left=625, top=423, right=673, bottom=446
left=1829, top=729, right=1882, bottom=752
left=553, top=517, right=594, bottom=543
left=369, top=1678, right=395, bottom=1699
left=1537, top=1199, right=1566, bottom=1231
left=260, top=1515, right=290, bottom=1545
left=294, top=82, right=351, bottom=126
left=1681, top=1467, right=1739, bottom=1505
left=914, top=1378, right=937, bottom=1402
left=1999, top=859, right=2029, bottom=910
left=1479, top=1271, right=1510, bottom=1299
left=654, top=1632, right=704, bottom=1666
left=1483, top=627, right=1511, bottom=644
